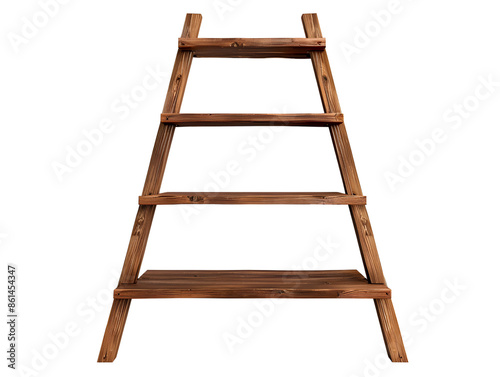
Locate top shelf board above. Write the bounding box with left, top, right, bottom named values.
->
left=178, top=38, right=326, bottom=58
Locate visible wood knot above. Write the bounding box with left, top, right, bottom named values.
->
left=360, top=216, right=371, bottom=236
left=231, top=41, right=240, bottom=47
left=188, top=195, right=202, bottom=202
left=132, top=215, right=145, bottom=236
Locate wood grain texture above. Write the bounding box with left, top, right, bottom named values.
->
left=302, top=13, right=407, bottom=362
left=99, top=13, right=407, bottom=364
left=160, top=113, right=343, bottom=126
left=302, top=13, right=383, bottom=282
left=375, top=298, right=408, bottom=362
left=115, top=270, right=390, bottom=299
left=139, top=192, right=366, bottom=205
left=98, top=13, right=202, bottom=363
left=178, top=37, right=325, bottom=58
left=97, top=299, right=131, bottom=362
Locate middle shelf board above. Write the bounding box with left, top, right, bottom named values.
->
left=160, top=113, right=344, bottom=126
left=139, top=192, right=366, bottom=205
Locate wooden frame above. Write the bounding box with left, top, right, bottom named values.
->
left=98, top=13, right=407, bottom=364
left=98, top=13, right=202, bottom=362
left=302, top=13, right=407, bottom=362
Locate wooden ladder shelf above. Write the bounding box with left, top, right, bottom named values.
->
left=98, top=13, right=408, bottom=364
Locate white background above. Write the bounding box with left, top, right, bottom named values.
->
left=1, top=0, right=499, bottom=376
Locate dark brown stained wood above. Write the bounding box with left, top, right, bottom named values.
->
left=115, top=270, right=391, bottom=299
left=178, top=38, right=325, bottom=58
left=98, top=13, right=202, bottom=363
left=160, top=113, right=343, bottom=126
left=97, top=299, right=130, bottom=362
left=100, top=13, right=407, bottom=364
left=139, top=192, right=366, bottom=205
left=302, top=13, right=407, bottom=362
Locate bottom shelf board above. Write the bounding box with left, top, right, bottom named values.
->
left=115, top=270, right=390, bottom=299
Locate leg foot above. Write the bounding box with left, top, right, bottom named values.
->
left=98, top=299, right=131, bottom=362
left=374, top=298, right=408, bottom=362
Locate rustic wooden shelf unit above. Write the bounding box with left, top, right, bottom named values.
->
left=98, top=13, right=408, bottom=364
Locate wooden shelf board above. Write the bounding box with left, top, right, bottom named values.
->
left=178, top=37, right=325, bottom=58
left=160, top=113, right=343, bottom=126
left=139, top=192, right=366, bottom=205
left=114, top=270, right=390, bottom=299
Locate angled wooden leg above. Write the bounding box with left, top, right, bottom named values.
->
left=302, top=13, right=407, bottom=362
left=98, top=205, right=157, bottom=362
left=349, top=203, right=407, bottom=362
left=98, top=13, right=202, bottom=362
left=98, top=299, right=131, bottom=362
left=374, top=298, right=407, bottom=362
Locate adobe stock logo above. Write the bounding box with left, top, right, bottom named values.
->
left=212, top=0, right=244, bottom=20
left=222, top=235, right=340, bottom=353
left=350, top=277, right=466, bottom=377
left=18, top=270, right=119, bottom=376
left=51, top=64, right=169, bottom=182
left=384, top=74, right=499, bottom=191
left=7, top=0, right=72, bottom=54
left=178, top=108, right=289, bottom=224
left=340, top=0, right=408, bottom=63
